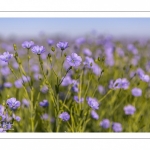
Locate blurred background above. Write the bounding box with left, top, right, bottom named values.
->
left=0, top=18, right=150, bottom=40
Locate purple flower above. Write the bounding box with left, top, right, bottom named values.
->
left=71, top=80, right=79, bottom=92
left=59, top=112, right=70, bottom=121
left=41, top=113, right=49, bottom=120
left=0, top=60, right=8, bottom=67
left=116, top=48, right=124, bottom=57
left=0, top=105, right=4, bottom=116
left=98, top=85, right=105, bottom=95
left=61, top=76, right=72, bottom=86
left=39, top=100, right=49, bottom=107
left=110, top=78, right=130, bottom=90
left=100, top=119, right=110, bottom=129
left=132, top=88, right=142, bottom=97
left=31, top=45, right=46, bottom=55
left=87, top=97, right=99, bottom=110
left=13, top=62, right=19, bottom=69
left=127, top=44, right=138, bottom=55
left=47, top=39, right=54, bottom=46
left=66, top=53, right=82, bottom=67
left=136, top=68, right=144, bottom=76
left=0, top=128, right=6, bottom=133
left=34, top=73, right=42, bottom=81
left=1, top=122, right=12, bottom=131
left=6, top=97, right=20, bottom=110
left=31, top=65, right=39, bottom=73
left=22, top=99, right=30, bottom=107
left=92, top=64, right=101, bottom=76
left=22, top=41, right=34, bottom=49
left=112, top=122, right=122, bottom=132
left=14, top=79, right=23, bottom=88
left=75, top=37, right=85, bottom=45
left=138, top=73, right=150, bottom=82
left=0, top=52, right=13, bottom=62
left=91, top=110, right=99, bottom=120
left=109, top=80, right=114, bottom=89
left=124, top=105, right=136, bottom=115
left=74, top=96, right=84, bottom=103
left=4, top=82, right=12, bottom=88
left=83, top=57, right=95, bottom=68
left=83, top=48, right=92, bottom=56
left=15, top=116, right=21, bottom=122
left=1, top=66, right=10, bottom=76
left=120, top=78, right=130, bottom=89
left=56, top=41, right=68, bottom=51
left=40, top=85, right=48, bottom=93
left=22, top=75, right=31, bottom=83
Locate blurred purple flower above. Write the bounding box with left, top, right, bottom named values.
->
left=71, top=80, right=79, bottom=92
left=66, top=53, right=82, bottom=67
left=40, top=85, right=48, bottom=93
left=73, top=96, right=84, bottom=103
left=127, top=44, right=138, bottom=55
left=83, top=57, right=95, bottom=68
left=92, top=64, right=101, bottom=76
left=6, top=97, right=20, bottom=110
left=91, top=110, right=99, bottom=120
left=0, top=60, right=8, bottom=67
left=0, top=105, right=4, bottom=116
left=1, top=122, right=12, bottom=131
left=31, top=64, right=39, bottom=73
left=0, top=52, right=13, bottom=62
left=22, top=99, right=30, bottom=107
left=47, top=39, right=54, bottom=46
left=1, top=66, right=10, bottom=76
left=15, top=116, right=21, bottom=122
left=112, top=122, right=122, bottom=132
left=61, top=76, right=72, bottom=86
left=116, top=48, right=124, bottom=57
left=41, top=113, right=49, bottom=120
left=98, top=85, right=105, bottom=95
left=75, top=37, right=85, bottom=45
left=22, top=75, right=31, bottom=83
left=57, top=41, right=68, bottom=51
left=136, top=68, right=144, bottom=77
left=34, top=73, right=42, bottom=81
left=138, top=73, right=150, bottom=82
left=59, top=112, right=70, bottom=121
left=132, top=88, right=142, bottom=97
left=13, top=62, right=19, bottom=69
left=4, top=82, right=12, bottom=88
left=87, top=97, right=99, bottom=110
left=100, top=119, right=110, bottom=129
left=31, top=45, right=46, bottom=55
left=0, top=128, right=6, bottom=133
left=110, top=78, right=129, bottom=90
left=14, top=79, right=23, bottom=88
left=22, top=41, right=34, bottom=49
left=39, top=100, right=49, bottom=107
left=83, top=48, right=92, bottom=56
left=124, top=105, right=136, bottom=115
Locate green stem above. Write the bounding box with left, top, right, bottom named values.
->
left=99, top=90, right=113, bottom=102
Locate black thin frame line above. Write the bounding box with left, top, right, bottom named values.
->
left=0, top=11, right=150, bottom=12
left=0, top=138, right=150, bottom=139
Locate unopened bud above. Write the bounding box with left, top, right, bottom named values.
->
left=64, top=53, right=67, bottom=57
left=13, top=44, right=17, bottom=51
left=14, top=52, right=18, bottom=57
left=51, top=47, right=55, bottom=52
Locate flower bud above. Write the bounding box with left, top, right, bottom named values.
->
left=51, top=46, right=55, bottom=52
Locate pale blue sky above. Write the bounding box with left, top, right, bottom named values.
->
left=0, top=18, right=150, bottom=38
